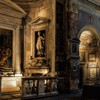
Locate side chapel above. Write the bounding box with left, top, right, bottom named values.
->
left=0, top=0, right=100, bottom=99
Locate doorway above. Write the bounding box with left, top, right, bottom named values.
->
left=79, top=28, right=100, bottom=86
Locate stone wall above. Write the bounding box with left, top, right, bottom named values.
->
left=64, top=0, right=80, bottom=91
left=24, top=0, right=56, bottom=76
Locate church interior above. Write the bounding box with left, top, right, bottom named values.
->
left=0, top=0, right=100, bottom=99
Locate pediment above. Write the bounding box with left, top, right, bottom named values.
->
left=29, top=17, right=50, bottom=25
left=0, top=0, right=26, bottom=18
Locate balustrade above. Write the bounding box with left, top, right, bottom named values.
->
left=21, top=76, right=58, bottom=99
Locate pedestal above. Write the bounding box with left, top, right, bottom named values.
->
left=1, top=76, right=21, bottom=93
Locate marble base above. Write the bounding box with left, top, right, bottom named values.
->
left=1, top=76, right=21, bottom=93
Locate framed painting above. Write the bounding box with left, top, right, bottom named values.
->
left=88, top=53, right=96, bottom=62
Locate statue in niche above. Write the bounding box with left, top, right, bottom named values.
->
left=36, top=31, right=45, bottom=57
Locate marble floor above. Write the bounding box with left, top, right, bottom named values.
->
left=1, top=92, right=98, bottom=100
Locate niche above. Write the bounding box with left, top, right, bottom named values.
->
left=0, top=28, right=13, bottom=71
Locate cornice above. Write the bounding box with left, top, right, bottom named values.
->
left=12, top=0, right=44, bottom=8
left=78, top=0, right=100, bottom=17
left=0, top=6, right=25, bottom=19
left=0, top=0, right=26, bottom=18
left=0, top=14, right=22, bottom=25
left=29, top=16, right=50, bottom=25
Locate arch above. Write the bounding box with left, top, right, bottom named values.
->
left=78, top=25, right=100, bottom=86
left=78, top=25, right=100, bottom=46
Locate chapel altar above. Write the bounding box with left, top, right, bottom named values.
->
left=0, top=0, right=26, bottom=93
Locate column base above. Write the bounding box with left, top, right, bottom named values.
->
left=15, top=73, right=22, bottom=77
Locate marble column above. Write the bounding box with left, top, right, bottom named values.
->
left=65, top=0, right=80, bottom=91
left=15, top=26, right=21, bottom=74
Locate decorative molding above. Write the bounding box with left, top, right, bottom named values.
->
left=0, top=0, right=26, bottom=15
left=0, top=0, right=27, bottom=30
left=12, top=0, right=44, bottom=9
left=0, top=22, right=14, bottom=30
left=29, top=17, right=50, bottom=26
left=0, top=6, right=26, bottom=18
left=78, top=0, right=100, bottom=17
left=0, top=14, right=22, bottom=25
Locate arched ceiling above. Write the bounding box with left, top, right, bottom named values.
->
left=79, top=30, right=97, bottom=49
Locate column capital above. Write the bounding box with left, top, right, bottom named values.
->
left=13, top=24, right=22, bottom=29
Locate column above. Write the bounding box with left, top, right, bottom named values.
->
left=50, top=0, right=56, bottom=77
left=65, top=0, right=79, bottom=91
left=15, top=26, right=21, bottom=74
left=68, top=0, right=79, bottom=39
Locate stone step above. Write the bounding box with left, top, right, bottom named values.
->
left=1, top=93, right=21, bottom=100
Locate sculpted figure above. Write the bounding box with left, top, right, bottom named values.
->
left=1, top=48, right=11, bottom=66
left=36, top=32, right=45, bottom=56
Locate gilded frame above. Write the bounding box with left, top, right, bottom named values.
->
left=88, top=53, right=96, bottom=62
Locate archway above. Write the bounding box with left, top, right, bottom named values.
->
left=78, top=26, right=100, bottom=87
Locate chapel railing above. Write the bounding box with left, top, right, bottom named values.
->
left=21, top=76, right=58, bottom=99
